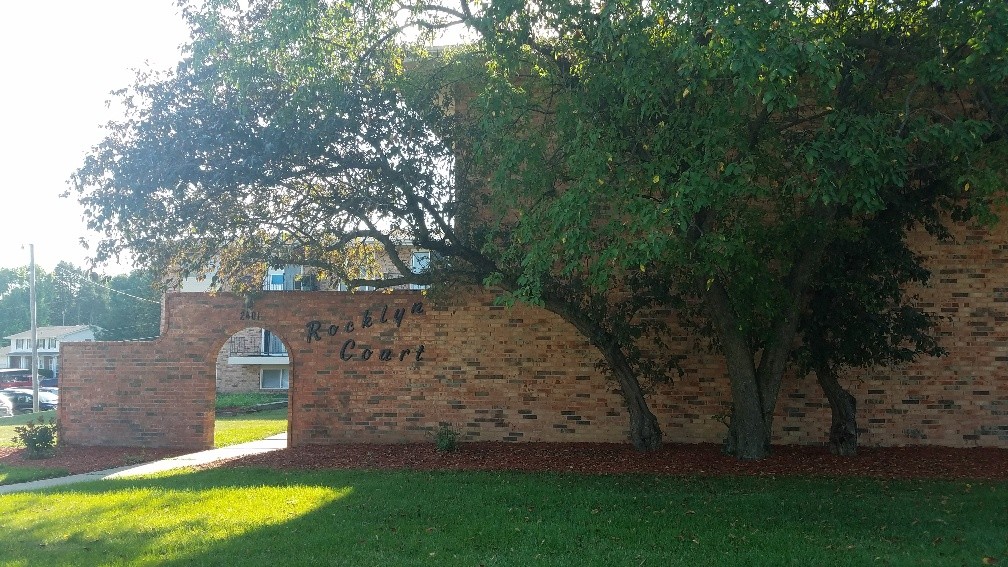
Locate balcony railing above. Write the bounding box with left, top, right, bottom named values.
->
left=262, top=274, right=318, bottom=291
left=228, top=334, right=288, bottom=357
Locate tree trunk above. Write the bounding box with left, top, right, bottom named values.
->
left=721, top=344, right=772, bottom=460
left=599, top=340, right=662, bottom=451
left=541, top=291, right=662, bottom=451
left=815, top=365, right=858, bottom=456
left=703, top=280, right=772, bottom=460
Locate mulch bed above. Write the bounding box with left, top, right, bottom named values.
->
left=220, top=442, right=1008, bottom=480
left=0, top=446, right=184, bottom=475
left=4, top=442, right=1007, bottom=481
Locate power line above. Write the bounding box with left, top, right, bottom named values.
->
left=51, top=272, right=160, bottom=306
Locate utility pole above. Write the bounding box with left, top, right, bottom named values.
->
left=29, top=244, right=39, bottom=413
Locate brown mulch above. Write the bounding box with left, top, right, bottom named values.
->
left=4, top=442, right=1007, bottom=481
left=222, top=442, right=1008, bottom=480
left=0, top=446, right=184, bottom=475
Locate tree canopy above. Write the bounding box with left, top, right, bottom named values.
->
left=74, top=0, right=1007, bottom=458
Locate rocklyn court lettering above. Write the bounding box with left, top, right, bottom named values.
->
left=305, top=302, right=426, bottom=362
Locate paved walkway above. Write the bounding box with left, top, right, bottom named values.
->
left=0, top=433, right=287, bottom=495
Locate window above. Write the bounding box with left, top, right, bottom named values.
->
left=410, top=251, right=430, bottom=290
left=262, top=330, right=287, bottom=356
left=294, top=273, right=318, bottom=291
left=47, top=338, right=57, bottom=349
left=265, top=269, right=286, bottom=290
left=260, top=368, right=289, bottom=390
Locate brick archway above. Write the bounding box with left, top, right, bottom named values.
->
left=215, top=325, right=293, bottom=394
left=57, top=289, right=634, bottom=450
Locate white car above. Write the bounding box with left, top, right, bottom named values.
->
left=1, top=388, right=58, bottom=412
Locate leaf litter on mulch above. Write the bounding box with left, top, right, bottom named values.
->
left=213, top=442, right=1008, bottom=480
left=4, top=442, right=1006, bottom=481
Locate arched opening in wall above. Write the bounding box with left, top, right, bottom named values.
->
left=213, top=326, right=291, bottom=446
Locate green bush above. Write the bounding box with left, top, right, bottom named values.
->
left=12, top=417, right=57, bottom=459
left=434, top=424, right=459, bottom=453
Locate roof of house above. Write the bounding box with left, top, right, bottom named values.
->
left=4, top=325, right=95, bottom=341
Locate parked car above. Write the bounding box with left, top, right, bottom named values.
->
left=0, top=368, right=33, bottom=389
left=0, top=395, right=12, bottom=418
left=0, top=388, right=58, bottom=413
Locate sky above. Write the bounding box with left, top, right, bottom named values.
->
left=0, top=1, right=190, bottom=274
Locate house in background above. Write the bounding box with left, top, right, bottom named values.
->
left=181, top=244, right=431, bottom=393
left=0, top=346, right=9, bottom=369
left=4, top=325, right=97, bottom=375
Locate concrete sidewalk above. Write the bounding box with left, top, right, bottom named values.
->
left=0, top=433, right=287, bottom=495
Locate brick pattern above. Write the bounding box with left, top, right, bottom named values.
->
left=60, top=221, right=1007, bottom=450
left=58, top=338, right=216, bottom=449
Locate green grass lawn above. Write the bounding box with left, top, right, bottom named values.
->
left=0, top=464, right=70, bottom=486
left=213, top=408, right=288, bottom=447
left=215, top=392, right=287, bottom=409
left=0, top=468, right=1004, bottom=566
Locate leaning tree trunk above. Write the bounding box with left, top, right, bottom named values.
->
left=597, top=339, right=662, bottom=451
left=541, top=291, right=662, bottom=451
left=815, top=364, right=858, bottom=456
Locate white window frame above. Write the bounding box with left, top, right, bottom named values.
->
left=260, top=367, right=290, bottom=390
left=410, top=251, right=431, bottom=290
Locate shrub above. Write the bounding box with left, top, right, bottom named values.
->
left=434, top=425, right=459, bottom=453
left=12, top=417, right=57, bottom=459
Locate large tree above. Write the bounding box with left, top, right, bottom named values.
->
left=73, top=0, right=1007, bottom=459
left=412, top=0, right=1007, bottom=458
left=73, top=0, right=678, bottom=450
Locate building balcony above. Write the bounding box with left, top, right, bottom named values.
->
left=226, top=335, right=289, bottom=366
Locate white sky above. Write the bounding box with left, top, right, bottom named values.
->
left=0, top=1, right=190, bottom=274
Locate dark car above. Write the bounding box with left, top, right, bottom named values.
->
left=0, top=388, right=58, bottom=414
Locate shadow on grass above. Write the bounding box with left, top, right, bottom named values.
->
left=0, top=464, right=70, bottom=486
left=1, top=468, right=1005, bottom=566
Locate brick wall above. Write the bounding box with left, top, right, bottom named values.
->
left=59, top=221, right=1007, bottom=450
left=58, top=337, right=217, bottom=449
